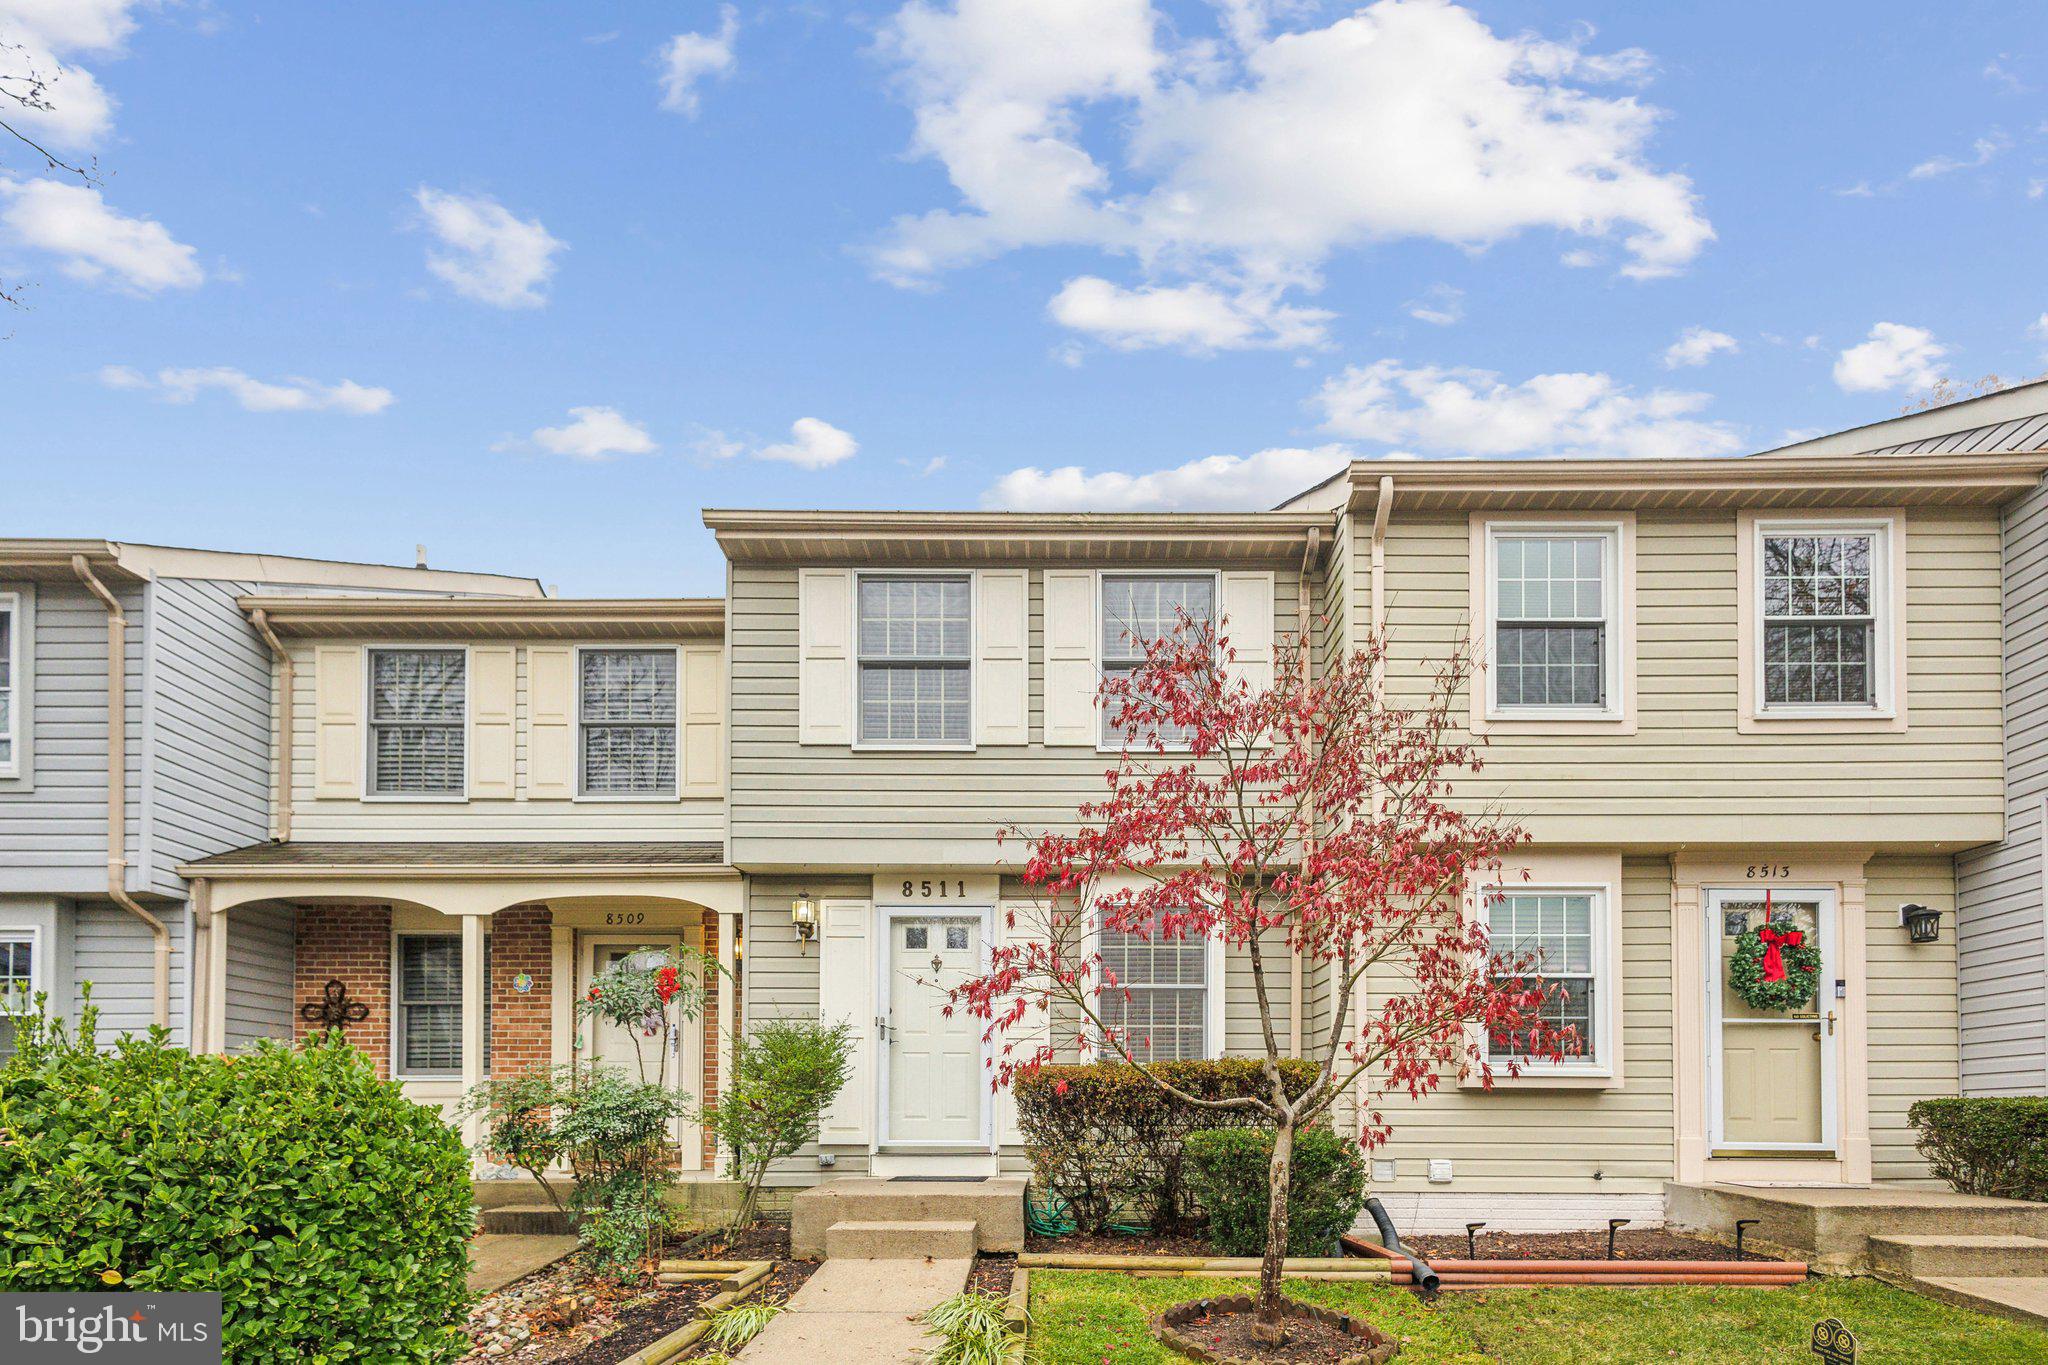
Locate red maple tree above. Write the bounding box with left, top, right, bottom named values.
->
left=953, top=614, right=1571, bottom=1344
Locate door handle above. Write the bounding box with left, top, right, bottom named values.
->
left=1824, top=1010, right=1836, bottom=1036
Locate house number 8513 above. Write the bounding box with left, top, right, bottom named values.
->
left=903, top=879, right=968, bottom=899
left=1746, top=864, right=1792, bottom=879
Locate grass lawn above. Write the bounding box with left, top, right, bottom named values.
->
left=1028, top=1270, right=2048, bottom=1364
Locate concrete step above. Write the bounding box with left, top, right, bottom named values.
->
left=476, top=1203, right=578, bottom=1237
left=824, top=1219, right=979, bottom=1261
left=791, top=1176, right=1027, bottom=1258
left=1869, top=1234, right=2048, bottom=1280
left=1913, top=1276, right=2048, bottom=1331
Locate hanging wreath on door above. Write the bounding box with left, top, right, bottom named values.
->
left=1728, top=892, right=1823, bottom=1012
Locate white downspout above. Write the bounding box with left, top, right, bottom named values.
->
left=72, top=555, right=171, bottom=1030
left=1289, top=526, right=1320, bottom=1057
left=247, top=608, right=293, bottom=842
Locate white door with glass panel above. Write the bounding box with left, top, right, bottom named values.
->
left=1705, top=889, right=1836, bottom=1153
left=582, top=935, right=700, bottom=1167
left=883, top=914, right=983, bottom=1146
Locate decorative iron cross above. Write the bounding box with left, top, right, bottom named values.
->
left=300, top=979, right=370, bottom=1032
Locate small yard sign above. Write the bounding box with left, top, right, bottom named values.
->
left=1810, top=1317, right=1857, bottom=1364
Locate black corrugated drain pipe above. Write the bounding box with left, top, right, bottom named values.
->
left=1365, top=1196, right=1440, bottom=1297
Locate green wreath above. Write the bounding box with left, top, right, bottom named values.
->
left=1728, top=921, right=1822, bottom=1012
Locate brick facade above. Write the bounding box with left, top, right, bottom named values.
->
left=294, top=904, right=392, bottom=1077
left=489, top=905, right=553, bottom=1079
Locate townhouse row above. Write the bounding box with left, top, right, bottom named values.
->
left=6, top=382, right=2048, bottom=1230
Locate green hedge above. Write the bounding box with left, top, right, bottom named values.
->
left=1015, top=1059, right=1317, bottom=1234
left=1910, top=1097, right=2048, bottom=1202
left=0, top=1005, right=474, bottom=1363
left=1184, top=1126, right=1366, bottom=1257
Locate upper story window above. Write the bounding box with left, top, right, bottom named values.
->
left=1098, top=908, right=1210, bottom=1062
left=1761, top=528, right=1881, bottom=709
left=1487, top=528, right=1619, bottom=716
left=1100, top=573, right=1215, bottom=748
left=857, top=575, right=971, bottom=747
left=580, top=649, right=678, bottom=796
left=1485, top=889, right=1602, bottom=1069
left=0, top=593, right=15, bottom=776
left=368, top=648, right=466, bottom=796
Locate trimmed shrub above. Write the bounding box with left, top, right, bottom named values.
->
left=1183, top=1125, right=1366, bottom=1258
left=1015, top=1058, right=1317, bottom=1234
left=1910, top=1097, right=2048, bottom=1201
left=0, top=1001, right=473, bottom=1363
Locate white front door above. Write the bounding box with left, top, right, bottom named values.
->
left=1705, top=888, right=1837, bottom=1154
left=883, top=913, right=984, bottom=1147
left=580, top=933, right=702, bottom=1169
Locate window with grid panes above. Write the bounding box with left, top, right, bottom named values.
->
left=0, top=933, right=32, bottom=1013
left=1493, top=534, right=1607, bottom=710
left=580, top=649, right=678, bottom=795
left=1098, top=908, right=1209, bottom=1061
left=1100, top=574, right=1214, bottom=747
left=857, top=576, right=971, bottom=745
left=1485, top=891, right=1598, bottom=1063
left=1762, top=531, right=1877, bottom=707
left=368, top=649, right=466, bottom=794
left=396, top=935, right=490, bottom=1075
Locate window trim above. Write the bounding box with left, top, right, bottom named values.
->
left=361, top=643, right=472, bottom=803
left=574, top=643, right=683, bottom=802
left=1472, top=516, right=1634, bottom=733
left=1084, top=899, right=1227, bottom=1063
left=0, top=924, right=42, bottom=1015
left=1095, top=568, right=1223, bottom=755
left=390, top=929, right=489, bottom=1081
left=0, top=590, right=19, bottom=781
left=851, top=569, right=978, bottom=753
left=1737, top=511, right=1906, bottom=732
left=1464, top=852, right=1623, bottom=1090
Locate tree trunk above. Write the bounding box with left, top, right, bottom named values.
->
left=1253, top=1118, right=1296, bottom=1347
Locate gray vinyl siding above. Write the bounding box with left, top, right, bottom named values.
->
left=71, top=899, right=188, bottom=1046
left=1957, top=474, right=2048, bottom=1096
left=729, top=565, right=1301, bottom=868
left=744, top=874, right=866, bottom=1184
left=223, top=904, right=295, bottom=1050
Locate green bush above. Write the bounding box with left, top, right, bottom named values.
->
left=1183, top=1125, right=1366, bottom=1258
left=0, top=1000, right=473, bottom=1363
left=704, top=1018, right=853, bottom=1233
left=1015, top=1058, right=1317, bottom=1234
left=1910, top=1097, right=2048, bottom=1201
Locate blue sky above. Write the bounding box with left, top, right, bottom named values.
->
left=3, top=1, right=2043, bottom=594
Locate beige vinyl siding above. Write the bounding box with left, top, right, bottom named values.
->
left=1376, top=509, right=2004, bottom=845
left=280, top=640, right=726, bottom=843
left=1865, top=854, right=1961, bottom=1182
left=1360, top=856, right=1674, bottom=1195
left=729, top=566, right=1300, bottom=868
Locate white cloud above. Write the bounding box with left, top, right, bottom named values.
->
left=99, top=364, right=394, bottom=414
left=873, top=0, right=1710, bottom=336
left=1662, top=325, right=1738, bottom=368
left=1315, top=358, right=1744, bottom=459
left=412, top=187, right=565, bottom=309
left=0, top=179, right=201, bottom=291
left=657, top=5, right=739, bottom=116
left=1404, top=283, right=1464, bottom=326
left=1047, top=275, right=1330, bottom=351
left=1832, top=322, right=1948, bottom=393
left=0, top=0, right=145, bottom=152
left=986, top=443, right=1351, bottom=511
left=519, top=406, right=657, bottom=460
left=1559, top=248, right=1600, bottom=268
left=757, top=417, right=859, bottom=469
left=1908, top=133, right=2009, bottom=180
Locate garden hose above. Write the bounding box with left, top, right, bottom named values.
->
left=1026, top=1189, right=1151, bottom=1238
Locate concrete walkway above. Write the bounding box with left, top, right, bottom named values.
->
left=467, top=1234, right=580, bottom=1295
left=738, top=1257, right=969, bottom=1364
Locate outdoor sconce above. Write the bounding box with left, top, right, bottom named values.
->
left=791, top=892, right=818, bottom=950
left=1900, top=903, right=1942, bottom=944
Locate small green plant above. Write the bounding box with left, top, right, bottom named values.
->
left=920, top=1291, right=1025, bottom=1365
left=703, top=1018, right=854, bottom=1233
left=704, top=1299, right=781, bottom=1351
left=1183, top=1125, right=1366, bottom=1258
left=459, top=1067, right=571, bottom=1209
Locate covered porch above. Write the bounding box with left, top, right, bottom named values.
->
left=178, top=841, right=743, bottom=1174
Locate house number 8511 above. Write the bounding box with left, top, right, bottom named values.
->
left=903, top=879, right=968, bottom=899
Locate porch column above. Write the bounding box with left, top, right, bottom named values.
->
left=202, top=881, right=228, bottom=1055
left=461, top=912, right=487, bottom=1154
left=716, top=909, right=739, bottom=1169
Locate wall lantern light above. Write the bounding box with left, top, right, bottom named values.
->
left=791, top=892, right=818, bottom=950
left=1900, top=903, right=1942, bottom=945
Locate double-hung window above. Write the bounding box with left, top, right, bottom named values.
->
left=1100, top=573, right=1214, bottom=748
left=0, top=592, right=17, bottom=776
left=0, top=930, right=34, bottom=1015
left=856, top=575, right=971, bottom=747
left=368, top=648, right=466, bottom=795
left=1760, top=527, right=1881, bottom=710
left=1488, top=528, right=1617, bottom=716
left=580, top=649, right=678, bottom=796
left=1098, top=908, right=1210, bottom=1062
left=1485, top=890, right=1602, bottom=1069
left=395, top=934, right=490, bottom=1077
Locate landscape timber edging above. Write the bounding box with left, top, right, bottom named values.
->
left=612, top=1259, right=774, bottom=1365
left=1019, top=1253, right=1392, bottom=1281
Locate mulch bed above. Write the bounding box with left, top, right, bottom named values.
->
left=1026, top=1229, right=1215, bottom=1257
left=1403, top=1228, right=1746, bottom=1263
left=968, top=1253, right=1016, bottom=1299
left=1157, top=1296, right=1396, bottom=1364
left=460, top=1221, right=818, bottom=1365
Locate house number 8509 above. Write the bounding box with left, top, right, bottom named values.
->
left=903, top=880, right=968, bottom=899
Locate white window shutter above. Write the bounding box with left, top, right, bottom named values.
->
left=312, top=645, right=362, bottom=799
left=470, top=646, right=517, bottom=798
left=798, top=569, right=854, bottom=746
left=995, top=907, right=1048, bottom=1148
left=528, top=646, right=575, bottom=799
left=1042, top=570, right=1097, bottom=747
left=818, top=898, right=872, bottom=1145
left=975, top=570, right=1029, bottom=746
left=680, top=645, right=724, bottom=797
left=1220, top=572, right=1275, bottom=692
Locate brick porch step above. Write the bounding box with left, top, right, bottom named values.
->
left=824, top=1219, right=978, bottom=1261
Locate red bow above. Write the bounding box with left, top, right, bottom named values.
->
left=1757, top=925, right=1804, bottom=982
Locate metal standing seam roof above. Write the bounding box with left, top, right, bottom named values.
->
left=183, top=841, right=727, bottom=871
